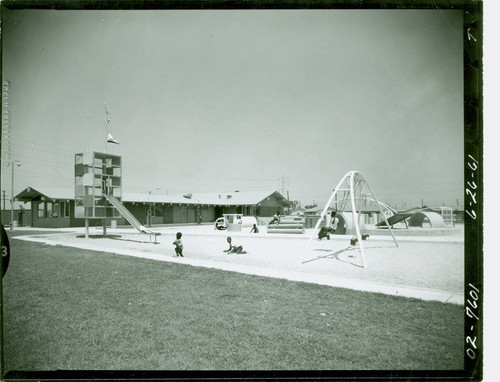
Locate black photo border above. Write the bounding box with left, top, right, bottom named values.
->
left=0, top=1, right=483, bottom=381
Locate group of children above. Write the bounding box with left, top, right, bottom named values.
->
left=175, top=212, right=337, bottom=256
left=172, top=232, right=248, bottom=257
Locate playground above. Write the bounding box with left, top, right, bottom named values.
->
left=6, top=157, right=466, bottom=372
left=3, top=231, right=465, bottom=371
left=15, top=222, right=464, bottom=305
left=13, top=163, right=465, bottom=305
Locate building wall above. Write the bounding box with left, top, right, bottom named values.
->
left=22, top=194, right=285, bottom=227
left=163, top=205, right=174, bottom=224
left=112, top=203, right=214, bottom=225
left=123, top=203, right=148, bottom=226
left=223, top=206, right=238, bottom=214
left=1, top=209, right=32, bottom=227
left=187, top=206, right=196, bottom=223
left=200, top=205, right=215, bottom=223
left=255, top=193, right=286, bottom=217
left=172, top=205, right=183, bottom=223
left=31, top=200, right=72, bottom=228
left=28, top=199, right=126, bottom=228
left=69, top=200, right=91, bottom=227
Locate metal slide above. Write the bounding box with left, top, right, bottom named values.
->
left=376, top=213, right=412, bottom=227
left=103, top=193, right=160, bottom=241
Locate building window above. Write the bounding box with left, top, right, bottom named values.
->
left=46, top=202, right=53, bottom=218
left=53, top=203, right=59, bottom=217
left=38, top=202, right=45, bottom=218
left=154, top=204, right=163, bottom=217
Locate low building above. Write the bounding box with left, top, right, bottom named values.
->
left=14, top=187, right=288, bottom=228
left=14, top=187, right=78, bottom=228
left=1, top=207, right=32, bottom=227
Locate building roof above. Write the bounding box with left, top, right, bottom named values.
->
left=123, top=190, right=287, bottom=206
left=15, top=186, right=74, bottom=202
left=304, top=206, right=323, bottom=214
left=15, top=186, right=287, bottom=206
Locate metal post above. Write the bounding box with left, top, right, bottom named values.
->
left=302, top=172, right=352, bottom=263
left=349, top=173, right=367, bottom=268
left=10, top=161, right=21, bottom=231
left=104, top=102, right=108, bottom=154
left=287, top=191, right=290, bottom=215
left=85, top=218, right=89, bottom=239
left=10, top=165, right=14, bottom=230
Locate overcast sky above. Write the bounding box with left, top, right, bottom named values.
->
left=2, top=8, right=464, bottom=209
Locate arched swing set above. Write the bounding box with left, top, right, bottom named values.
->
left=304, top=171, right=398, bottom=268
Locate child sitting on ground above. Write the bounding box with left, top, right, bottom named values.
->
left=223, top=236, right=247, bottom=254
left=173, top=232, right=184, bottom=257
left=318, top=227, right=330, bottom=240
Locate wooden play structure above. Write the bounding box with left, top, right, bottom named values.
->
left=304, top=171, right=398, bottom=268
left=75, top=151, right=159, bottom=242
left=74, top=151, right=122, bottom=226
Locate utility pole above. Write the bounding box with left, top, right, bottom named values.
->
left=278, top=176, right=288, bottom=197
left=2, top=190, right=6, bottom=210
left=10, top=160, right=21, bottom=230
left=286, top=191, right=290, bottom=215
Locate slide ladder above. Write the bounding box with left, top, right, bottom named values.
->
left=103, top=193, right=161, bottom=243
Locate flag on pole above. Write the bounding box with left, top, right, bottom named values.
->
left=107, top=133, right=120, bottom=144
left=104, top=103, right=111, bottom=125
left=104, top=102, right=119, bottom=145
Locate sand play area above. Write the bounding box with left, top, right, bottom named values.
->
left=14, top=224, right=464, bottom=305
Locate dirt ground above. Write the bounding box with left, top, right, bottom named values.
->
left=14, top=224, right=464, bottom=304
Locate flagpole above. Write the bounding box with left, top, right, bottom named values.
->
left=104, top=102, right=108, bottom=153
left=104, top=103, right=120, bottom=147
left=103, top=102, right=109, bottom=236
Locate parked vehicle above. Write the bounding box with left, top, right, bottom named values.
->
left=214, top=214, right=257, bottom=230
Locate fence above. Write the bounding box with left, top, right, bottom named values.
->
left=1, top=209, right=32, bottom=227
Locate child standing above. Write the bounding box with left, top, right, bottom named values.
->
left=330, top=211, right=339, bottom=234
left=173, top=232, right=183, bottom=257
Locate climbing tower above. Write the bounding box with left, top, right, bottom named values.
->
left=75, top=151, right=122, bottom=236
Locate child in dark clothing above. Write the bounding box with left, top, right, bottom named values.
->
left=269, top=213, right=280, bottom=225
left=318, top=227, right=330, bottom=240
left=173, top=232, right=183, bottom=257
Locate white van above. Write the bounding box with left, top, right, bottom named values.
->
left=214, top=214, right=257, bottom=230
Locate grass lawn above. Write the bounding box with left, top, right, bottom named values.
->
left=2, top=231, right=464, bottom=371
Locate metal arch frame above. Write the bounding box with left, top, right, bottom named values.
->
left=303, top=170, right=398, bottom=268
left=326, top=195, right=397, bottom=217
